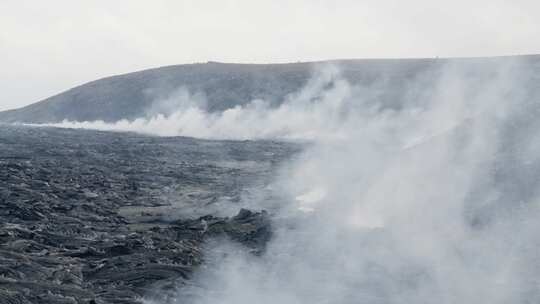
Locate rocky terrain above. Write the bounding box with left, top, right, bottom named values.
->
left=2, top=55, right=540, bottom=304
left=0, top=125, right=298, bottom=303
left=5, top=56, right=540, bottom=124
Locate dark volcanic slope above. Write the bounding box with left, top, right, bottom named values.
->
left=3, top=56, right=539, bottom=124
left=0, top=125, right=298, bottom=304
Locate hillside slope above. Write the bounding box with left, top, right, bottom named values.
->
left=1, top=56, right=539, bottom=123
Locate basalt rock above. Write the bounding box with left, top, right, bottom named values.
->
left=0, top=125, right=297, bottom=304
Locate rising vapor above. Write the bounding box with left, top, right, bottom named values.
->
left=39, top=59, right=540, bottom=303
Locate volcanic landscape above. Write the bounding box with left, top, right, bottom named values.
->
left=2, top=57, right=540, bottom=303
left=0, top=125, right=300, bottom=303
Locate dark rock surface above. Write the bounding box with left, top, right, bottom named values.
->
left=4, top=56, right=539, bottom=124
left=0, top=125, right=298, bottom=303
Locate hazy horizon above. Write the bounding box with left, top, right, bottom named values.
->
left=4, top=54, right=539, bottom=113
left=2, top=0, right=540, bottom=111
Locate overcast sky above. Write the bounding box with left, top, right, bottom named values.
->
left=1, top=0, right=539, bottom=111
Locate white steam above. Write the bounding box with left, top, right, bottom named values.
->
left=43, top=61, right=540, bottom=303
left=173, top=60, right=539, bottom=304
left=40, top=65, right=353, bottom=141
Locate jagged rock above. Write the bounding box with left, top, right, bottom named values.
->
left=0, top=125, right=298, bottom=304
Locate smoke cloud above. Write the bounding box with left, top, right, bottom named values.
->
left=43, top=60, right=540, bottom=303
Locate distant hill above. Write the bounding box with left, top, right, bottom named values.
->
left=1, top=56, right=539, bottom=123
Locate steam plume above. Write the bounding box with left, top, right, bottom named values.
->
left=42, top=60, right=540, bottom=303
